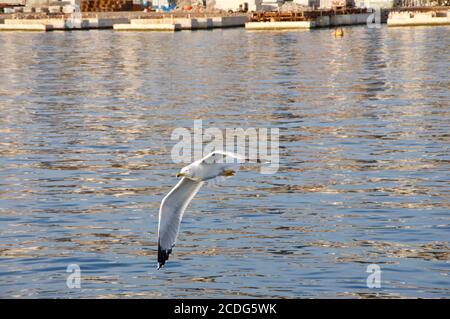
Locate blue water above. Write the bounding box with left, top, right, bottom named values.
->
left=0, top=25, right=449, bottom=298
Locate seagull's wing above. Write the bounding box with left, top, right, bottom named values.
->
left=157, top=177, right=204, bottom=269
left=211, top=150, right=245, bottom=161
left=224, top=151, right=246, bottom=159
left=206, top=150, right=260, bottom=163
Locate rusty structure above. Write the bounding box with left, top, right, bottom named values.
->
left=249, top=7, right=368, bottom=22
left=397, top=0, right=449, bottom=6
left=390, top=5, right=450, bottom=11
left=80, top=0, right=139, bottom=12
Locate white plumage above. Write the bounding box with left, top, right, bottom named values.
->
left=157, top=151, right=242, bottom=269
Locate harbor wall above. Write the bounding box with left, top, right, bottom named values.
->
left=246, top=12, right=371, bottom=29
left=388, top=10, right=450, bottom=26
left=114, top=15, right=247, bottom=31
left=0, top=17, right=128, bottom=30
left=315, top=12, right=370, bottom=27
left=245, top=20, right=313, bottom=29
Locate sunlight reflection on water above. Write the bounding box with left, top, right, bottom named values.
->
left=0, top=26, right=449, bottom=298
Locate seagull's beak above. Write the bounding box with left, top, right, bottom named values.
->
left=220, top=169, right=236, bottom=177
left=176, top=173, right=185, bottom=178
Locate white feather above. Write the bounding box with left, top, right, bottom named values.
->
left=157, top=177, right=203, bottom=269
left=156, top=151, right=246, bottom=269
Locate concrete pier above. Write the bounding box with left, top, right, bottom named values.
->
left=0, top=15, right=246, bottom=32
left=388, top=9, right=450, bottom=27
left=315, top=13, right=370, bottom=27
left=0, top=23, right=52, bottom=31
left=245, top=21, right=313, bottom=30
left=114, top=21, right=181, bottom=31
left=113, top=15, right=247, bottom=32
left=0, top=10, right=377, bottom=32
left=0, top=17, right=129, bottom=31
left=245, top=13, right=371, bottom=30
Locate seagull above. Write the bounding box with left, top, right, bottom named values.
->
left=157, top=151, right=243, bottom=269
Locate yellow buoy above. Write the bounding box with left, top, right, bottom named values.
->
left=334, top=28, right=344, bottom=37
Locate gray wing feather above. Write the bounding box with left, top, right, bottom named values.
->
left=157, top=177, right=203, bottom=268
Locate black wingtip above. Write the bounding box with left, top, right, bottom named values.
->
left=157, top=240, right=172, bottom=270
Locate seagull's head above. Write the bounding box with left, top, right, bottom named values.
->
left=176, top=165, right=194, bottom=179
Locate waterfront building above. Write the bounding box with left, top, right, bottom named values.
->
left=212, top=0, right=261, bottom=12
left=0, top=0, right=24, bottom=4
left=152, top=0, right=175, bottom=9
left=212, top=0, right=283, bottom=12
left=288, top=0, right=320, bottom=8
left=355, top=0, right=399, bottom=8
